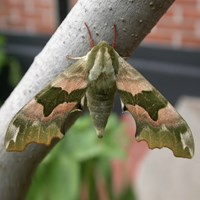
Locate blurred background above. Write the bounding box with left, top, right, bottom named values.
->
left=0, top=0, right=200, bottom=200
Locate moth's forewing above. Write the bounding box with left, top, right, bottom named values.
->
left=5, top=59, right=88, bottom=152
left=116, top=57, right=194, bottom=158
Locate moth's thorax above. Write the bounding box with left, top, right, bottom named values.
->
left=86, top=41, right=119, bottom=84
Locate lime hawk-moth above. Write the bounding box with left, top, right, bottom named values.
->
left=4, top=23, right=194, bottom=158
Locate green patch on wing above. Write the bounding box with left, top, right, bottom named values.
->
left=118, top=89, right=167, bottom=121
left=5, top=108, right=82, bottom=151
left=136, top=120, right=194, bottom=158
left=5, top=115, right=64, bottom=151
left=36, top=86, right=86, bottom=117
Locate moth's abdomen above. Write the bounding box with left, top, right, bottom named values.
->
left=86, top=86, right=116, bottom=138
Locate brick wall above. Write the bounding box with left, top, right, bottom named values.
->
left=145, top=0, right=200, bottom=48
left=0, top=0, right=57, bottom=34
left=0, top=0, right=200, bottom=48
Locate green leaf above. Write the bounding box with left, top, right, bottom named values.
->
left=26, top=155, right=80, bottom=200
left=8, top=58, right=22, bottom=86
left=26, top=114, right=127, bottom=200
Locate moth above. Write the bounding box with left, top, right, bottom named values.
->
left=4, top=23, right=194, bottom=158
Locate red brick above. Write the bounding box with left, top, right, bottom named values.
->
left=35, top=22, right=55, bottom=34
left=144, top=35, right=174, bottom=46
left=157, top=17, right=194, bottom=31
left=178, top=0, right=197, bottom=4
left=182, top=34, right=200, bottom=48
left=148, top=26, right=174, bottom=37
left=164, top=9, right=174, bottom=18
left=183, top=8, right=200, bottom=19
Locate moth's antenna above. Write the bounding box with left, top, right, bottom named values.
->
left=84, top=22, right=94, bottom=48
left=112, top=24, right=117, bottom=49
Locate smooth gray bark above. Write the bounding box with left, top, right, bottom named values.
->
left=0, top=0, right=174, bottom=199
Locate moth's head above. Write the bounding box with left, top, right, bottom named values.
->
left=93, top=41, right=112, bottom=49
left=86, top=40, right=119, bottom=73
left=91, top=40, right=113, bottom=51
left=96, top=41, right=111, bottom=47
left=87, top=40, right=119, bottom=59
left=84, top=23, right=119, bottom=71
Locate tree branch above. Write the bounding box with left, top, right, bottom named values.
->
left=0, top=0, right=174, bottom=199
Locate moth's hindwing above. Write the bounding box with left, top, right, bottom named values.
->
left=116, top=57, right=194, bottom=158
left=5, top=59, right=88, bottom=152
